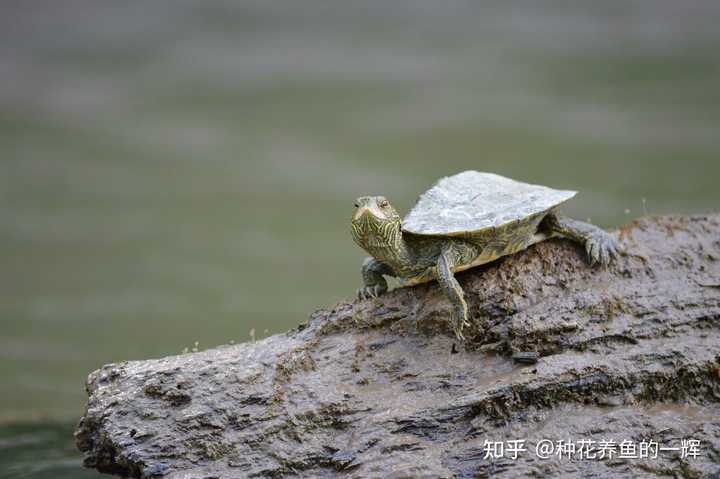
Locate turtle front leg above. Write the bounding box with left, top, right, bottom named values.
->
left=542, top=213, right=621, bottom=266
left=357, top=257, right=396, bottom=300
left=437, top=245, right=470, bottom=341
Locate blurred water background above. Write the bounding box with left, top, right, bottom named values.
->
left=1, top=0, right=719, bottom=476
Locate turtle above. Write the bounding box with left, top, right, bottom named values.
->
left=350, top=171, right=621, bottom=340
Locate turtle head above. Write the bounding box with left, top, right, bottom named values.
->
left=351, top=196, right=402, bottom=251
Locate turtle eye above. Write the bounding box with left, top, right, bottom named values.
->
left=354, top=201, right=359, bottom=208
left=379, top=200, right=389, bottom=208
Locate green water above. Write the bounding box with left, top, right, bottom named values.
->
left=0, top=422, right=97, bottom=479
left=1, top=1, right=719, bottom=476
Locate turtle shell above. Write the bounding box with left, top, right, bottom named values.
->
left=402, top=171, right=576, bottom=236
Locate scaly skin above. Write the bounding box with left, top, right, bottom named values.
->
left=541, top=213, right=621, bottom=266
left=351, top=196, right=621, bottom=340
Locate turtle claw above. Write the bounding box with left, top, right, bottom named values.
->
left=451, top=321, right=466, bottom=341
left=585, top=231, right=621, bottom=266
left=450, top=308, right=470, bottom=341
left=356, top=284, right=387, bottom=301
left=454, top=326, right=468, bottom=342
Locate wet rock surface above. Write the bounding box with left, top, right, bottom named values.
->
left=76, top=215, right=720, bottom=478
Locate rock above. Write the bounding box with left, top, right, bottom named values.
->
left=75, top=215, right=720, bottom=478
left=511, top=351, right=539, bottom=364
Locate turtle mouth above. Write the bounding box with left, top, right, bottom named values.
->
left=351, top=209, right=400, bottom=250
left=351, top=209, right=378, bottom=234
left=352, top=207, right=395, bottom=232
left=353, top=205, right=385, bottom=222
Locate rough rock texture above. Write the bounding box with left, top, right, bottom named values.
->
left=76, top=214, right=720, bottom=478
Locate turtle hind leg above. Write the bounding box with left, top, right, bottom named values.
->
left=541, top=213, right=621, bottom=266
left=437, top=244, right=470, bottom=341
left=358, top=257, right=396, bottom=300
